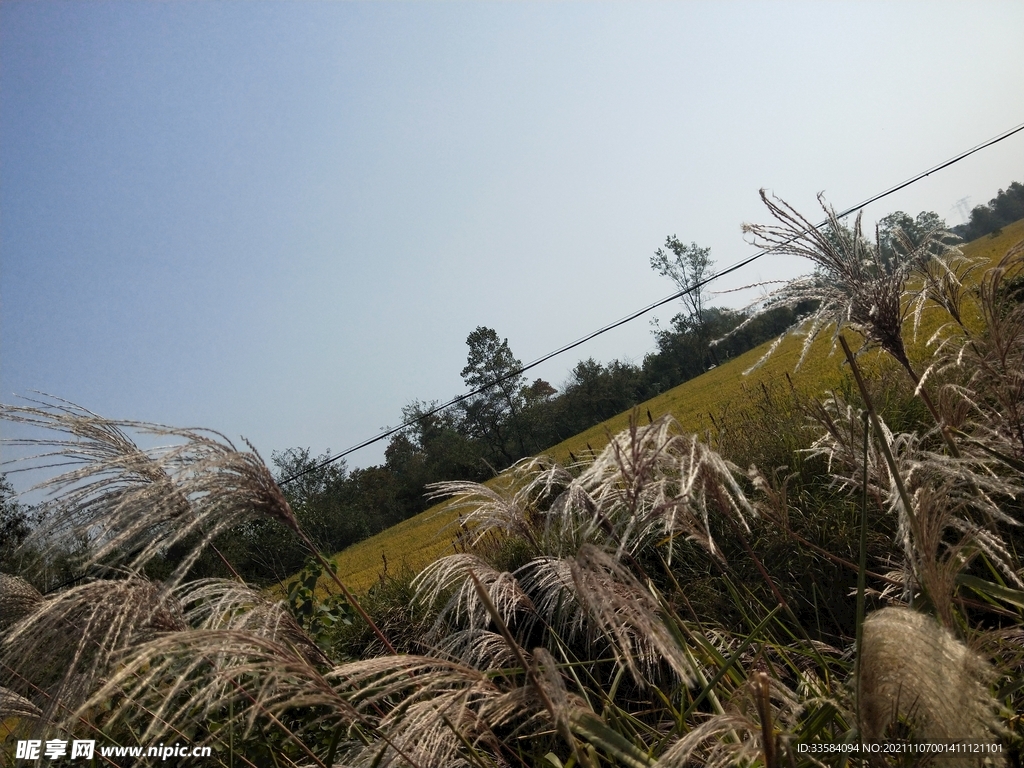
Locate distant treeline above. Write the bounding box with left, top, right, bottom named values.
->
left=951, top=182, right=1024, bottom=242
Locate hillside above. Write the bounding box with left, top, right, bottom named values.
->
left=324, top=220, right=1024, bottom=593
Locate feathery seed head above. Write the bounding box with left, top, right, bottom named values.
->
left=0, top=574, right=43, bottom=632
left=1, top=398, right=298, bottom=585
left=2, top=574, right=184, bottom=727
left=736, top=191, right=965, bottom=373
left=857, top=607, right=1002, bottom=763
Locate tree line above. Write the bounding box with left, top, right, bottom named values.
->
left=951, top=181, right=1024, bottom=242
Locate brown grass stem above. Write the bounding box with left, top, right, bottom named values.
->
left=855, top=410, right=869, bottom=749
left=755, top=671, right=778, bottom=768
left=467, top=569, right=595, bottom=768
left=839, top=335, right=929, bottom=606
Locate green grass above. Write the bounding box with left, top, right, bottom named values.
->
left=326, top=221, right=1024, bottom=594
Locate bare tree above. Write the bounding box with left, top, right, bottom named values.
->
left=651, top=236, right=715, bottom=367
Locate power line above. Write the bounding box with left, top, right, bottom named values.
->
left=280, top=119, right=1024, bottom=485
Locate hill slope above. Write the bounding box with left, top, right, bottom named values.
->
left=325, top=220, right=1024, bottom=592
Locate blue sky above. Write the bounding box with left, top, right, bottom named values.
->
left=2, top=2, right=1023, bottom=491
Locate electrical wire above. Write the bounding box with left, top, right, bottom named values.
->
left=280, top=119, right=1024, bottom=485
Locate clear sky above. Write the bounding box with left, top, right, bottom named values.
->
left=2, top=1, right=1023, bottom=491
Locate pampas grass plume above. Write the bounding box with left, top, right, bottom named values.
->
left=858, top=607, right=1002, bottom=766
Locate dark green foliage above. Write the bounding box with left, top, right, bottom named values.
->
left=460, top=326, right=529, bottom=462
left=0, top=474, right=30, bottom=564
left=286, top=557, right=355, bottom=650
left=550, top=358, right=647, bottom=437
left=389, top=400, right=489, bottom=491
left=952, top=181, right=1024, bottom=241
left=327, top=566, right=426, bottom=658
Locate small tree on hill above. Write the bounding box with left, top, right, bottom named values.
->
left=651, top=237, right=716, bottom=369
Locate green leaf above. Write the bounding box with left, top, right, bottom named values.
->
left=956, top=573, right=1024, bottom=610
left=570, top=711, right=654, bottom=768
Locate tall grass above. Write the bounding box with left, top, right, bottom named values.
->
left=2, top=209, right=1023, bottom=766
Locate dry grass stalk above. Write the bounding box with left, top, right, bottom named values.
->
left=1, top=574, right=184, bottom=727
left=77, top=615, right=552, bottom=767
left=0, top=573, right=42, bottom=632
left=0, top=685, right=42, bottom=721
left=431, top=628, right=520, bottom=669
left=419, top=417, right=751, bottom=690
left=734, top=190, right=965, bottom=377
left=82, top=628, right=352, bottom=752
left=1, top=397, right=298, bottom=585
left=413, top=554, right=534, bottom=641
left=569, top=544, right=694, bottom=686
left=327, top=653, right=547, bottom=768
left=576, top=416, right=754, bottom=561
left=935, top=240, right=1024, bottom=476
left=656, top=670, right=812, bottom=768
left=805, top=395, right=1021, bottom=621
left=431, top=415, right=753, bottom=565
left=175, top=578, right=328, bottom=666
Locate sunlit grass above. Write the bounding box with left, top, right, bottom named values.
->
left=328, top=221, right=1024, bottom=593
left=324, top=507, right=464, bottom=594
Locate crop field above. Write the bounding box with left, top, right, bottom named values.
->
left=325, top=219, right=1024, bottom=594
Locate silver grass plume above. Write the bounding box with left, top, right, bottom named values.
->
left=430, top=628, right=521, bottom=669
left=805, top=395, right=1021, bottom=622
left=0, top=685, right=42, bottom=721
left=413, top=554, right=534, bottom=641
left=1, top=574, right=185, bottom=727
left=654, top=636, right=850, bottom=768
left=82, top=627, right=554, bottom=767
left=1, top=397, right=299, bottom=585
left=79, top=628, right=353, bottom=752
left=328, top=654, right=548, bottom=768
left=574, top=416, right=753, bottom=561
left=0, top=573, right=42, bottom=632
left=568, top=544, right=696, bottom=687
left=175, top=578, right=327, bottom=666
left=426, top=455, right=572, bottom=552
left=417, top=546, right=697, bottom=689
left=934, top=240, right=1024, bottom=476
left=655, top=672, right=810, bottom=768
left=418, top=418, right=749, bottom=690
left=730, top=190, right=965, bottom=374
left=857, top=607, right=1003, bottom=767
left=430, top=415, right=753, bottom=564
left=514, top=556, right=587, bottom=643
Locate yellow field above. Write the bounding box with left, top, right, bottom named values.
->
left=326, top=221, right=1024, bottom=594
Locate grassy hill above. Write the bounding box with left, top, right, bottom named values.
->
left=324, top=220, right=1024, bottom=593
